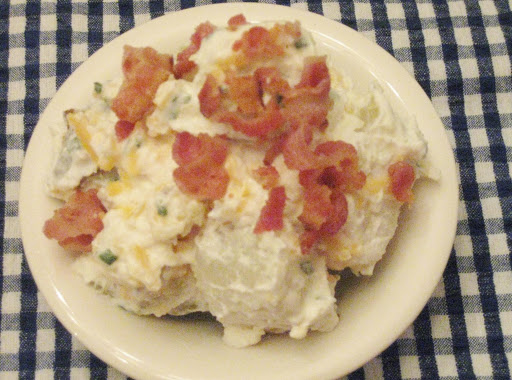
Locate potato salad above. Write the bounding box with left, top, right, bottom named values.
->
left=43, top=14, right=430, bottom=347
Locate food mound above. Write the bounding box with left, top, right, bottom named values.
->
left=43, top=14, right=431, bottom=347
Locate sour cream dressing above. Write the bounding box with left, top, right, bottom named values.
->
left=45, top=19, right=431, bottom=347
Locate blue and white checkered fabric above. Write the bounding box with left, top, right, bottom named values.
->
left=1, top=1, right=511, bottom=379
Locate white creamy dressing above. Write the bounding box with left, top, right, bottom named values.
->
left=193, top=145, right=338, bottom=345
left=46, top=20, right=430, bottom=347
left=320, top=75, right=429, bottom=275
left=46, top=79, right=123, bottom=200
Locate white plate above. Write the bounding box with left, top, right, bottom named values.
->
left=19, top=3, right=458, bottom=380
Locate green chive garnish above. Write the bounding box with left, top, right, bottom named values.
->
left=300, top=261, right=314, bottom=275
left=99, top=249, right=117, bottom=265
left=94, top=82, right=103, bottom=94
left=157, top=205, right=168, bottom=217
left=294, top=37, right=308, bottom=49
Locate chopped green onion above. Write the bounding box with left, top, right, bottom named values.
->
left=99, top=249, right=117, bottom=265
left=300, top=261, right=314, bottom=275
left=66, top=136, right=82, bottom=152
left=157, top=205, right=168, bottom=217
left=94, top=82, right=103, bottom=94
left=294, top=37, right=308, bottom=49
left=109, top=170, right=120, bottom=182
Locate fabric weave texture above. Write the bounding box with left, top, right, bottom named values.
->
left=1, top=1, right=511, bottom=379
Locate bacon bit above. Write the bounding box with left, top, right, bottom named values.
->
left=111, top=46, right=173, bottom=124
left=314, top=141, right=366, bottom=193
left=263, top=132, right=288, bottom=166
left=173, top=131, right=228, bottom=166
left=198, top=55, right=330, bottom=142
left=299, top=180, right=332, bottom=230
left=297, top=180, right=349, bottom=255
left=284, top=131, right=365, bottom=254
left=233, top=26, right=284, bottom=59
left=254, top=186, right=286, bottom=233
left=174, top=163, right=229, bottom=201
left=198, top=73, right=284, bottom=138
left=43, top=189, right=106, bottom=252
left=388, top=161, right=415, bottom=203
left=269, top=20, right=302, bottom=41
left=253, top=166, right=280, bottom=190
left=255, top=66, right=291, bottom=97
left=318, top=166, right=366, bottom=194
left=283, top=128, right=366, bottom=185
left=198, top=74, right=222, bottom=117
left=298, top=169, right=349, bottom=234
left=115, top=120, right=135, bottom=141
left=172, top=132, right=229, bottom=201
left=319, top=190, right=348, bottom=235
left=296, top=56, right=330, bottom=90
left=226, top=74, right=263, bottom=116
left=300, top=230, right=318, bottom=256
left=281, top=56, right=331, bottom=128
left=172, top=131, right=203, bottom=165
left=174, top=22, right=216, bottom=79
left=228, top=14, right=247, bottom=30
left=216, top=100, right=284, bottom=138
left=298, top=189, right=348, bottom=255
left=314, top=141, right=357, bottom=165
left=233, top=22, right=301, bottom=60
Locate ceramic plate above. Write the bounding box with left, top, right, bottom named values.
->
left=20, top=3, right=458, bottom=379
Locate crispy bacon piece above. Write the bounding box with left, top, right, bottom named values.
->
left=198, top=74, right=222, bottom=118
left=270, top=20, right=302, bottom=41
left=43, top=189, right=106, bottom=252
left=173, top=131, right=228, bottom=167
left=388, top=161, right=415, bottom=203
left=232, top=21, right=301, bottom=60
left=298, top=173, right=350, bottom=255
left=298, top=190, right=348, bottom=255
left=297, top=56, right=330, bottom=89
left=216, top=101, right=284, bottom=138
left=198, top=56, right=330, bottom=142
left=115, top=120, right=135, bottom=141
left=111, top=46, right=173, bottom=124
left=233, top=26, right=282, bottom=59
left=255, top=66, right=291, bottom=97
left=298, top=168, right=349, bottom=233
left=174, top=163, right=229, bottom=201
left=253, top=165, right=280, bottom=190
left=299, top=180, right=332, bottom=230
left=281, top=56, right=331, bottom=129
left=226, top=74, right=264, bottom=116
left=300, top=229, right=318, bottom=256
left=228, top=14, right=247, bottom=30
left=282, top=127, right=365, bottom=180
left=199, top=73, right=284, bottom=138
left=254, top=186, right=286, bottom=233
left=282, top=125, right=316, bottom=170
left=286, top=134, right=365, bottom=254
left=172, top=132, right=229, bottom=201
left=251, top=56, right=325, bottom=136
left=263, top=132, right=288, bottom=166
left=319, top=190, right=348, bottom=235
left=174, top=22, right=216, bottom=79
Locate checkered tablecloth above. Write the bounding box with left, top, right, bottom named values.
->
left=1, top=0, right=511, bottom=379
